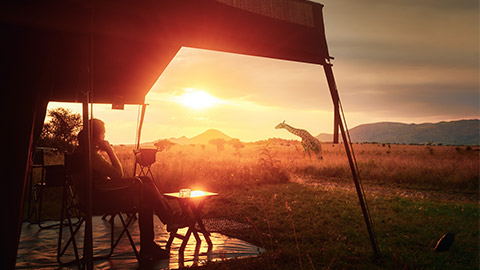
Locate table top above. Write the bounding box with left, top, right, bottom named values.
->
left=163, top=190, right=218, bottom=199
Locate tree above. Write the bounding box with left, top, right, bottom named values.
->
left=209, top=138, right=226, bottom=152
left=154, top=139, right=176, bottom=152
left=38, top=107, right=82, bottom=153
left=228, top=138, right=245, bottom=152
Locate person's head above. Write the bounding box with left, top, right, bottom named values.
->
left=77, top=118, right=106, bottom=148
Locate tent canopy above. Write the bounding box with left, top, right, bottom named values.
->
left=2, top=0, right=330, bottom=105
left=1, top=0, right=334, bottom=268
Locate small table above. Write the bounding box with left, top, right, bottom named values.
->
left=164, top=191, right=218, bottom=256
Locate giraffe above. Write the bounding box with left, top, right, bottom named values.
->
left=275, top=121, right=323, bottom=160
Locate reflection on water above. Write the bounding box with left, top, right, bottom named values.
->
left=16, top=216, right=264, bottom=269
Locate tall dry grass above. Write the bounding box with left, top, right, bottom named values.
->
left=292, top=143, right=479, bottom=191
left=113, top=142, right=479, bottom=194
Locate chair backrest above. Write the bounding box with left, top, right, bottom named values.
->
left=63, top=153, right=88, bottom=206
left=64, top=152, right=138, bottom=216
left=44, top=165, right=67, bottom=187
left=32, top=148, right=45, bottom=168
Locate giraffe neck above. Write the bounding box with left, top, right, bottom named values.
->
left=284, top=124, right=308, bottom=139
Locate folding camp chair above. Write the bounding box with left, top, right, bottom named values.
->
left=57, top=155, right=140, bottom=268
left=26, top=147, right=46, bottom=222
left=27, top=148, right=74, bottom=229
left=32, top=164, right=71, bottom=229
left=100, top=148, right=157, bottom=222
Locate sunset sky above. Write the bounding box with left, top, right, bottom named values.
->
left=48, top=0, right=479, bottom=145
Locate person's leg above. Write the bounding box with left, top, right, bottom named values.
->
left=135, top=177, right=169, bottom=260
left=138, top=176, right=175, bottom=224
left=94, top=178, right=167, bottom=261
left=133, top=178, right=156, bottom=251
left=96, top=178, right=157, bottom=251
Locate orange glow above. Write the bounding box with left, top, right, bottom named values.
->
left=190, top=190, right=206, bottom=197
left=164, top=190, right=218, bottom=199
left=177, top=88, right=220, bottom=109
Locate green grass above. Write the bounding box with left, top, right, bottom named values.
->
left=199, top=182, right=479, bottom=269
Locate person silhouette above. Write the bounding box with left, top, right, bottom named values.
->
left=71, top=118, right=187, bottom=262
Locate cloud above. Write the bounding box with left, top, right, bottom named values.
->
left=322, top=0, right=479, bottom=67
left=314, top=0, right=479, bottom=123
left=335, top=59, right=479, bottom=120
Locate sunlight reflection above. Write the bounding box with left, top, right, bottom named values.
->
left=190, top=190, right=206, bottom=197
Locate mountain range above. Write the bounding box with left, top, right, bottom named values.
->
left=162, top=119, right=479, bottom=146
left=316, top=119, right=479, bottom=145
left=168, top=129, right=232, bottom=145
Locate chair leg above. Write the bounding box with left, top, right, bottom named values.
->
left=31, top=185, right=41, bottom=225
left=57, top=206, right=84, bottom=269
left=69, top=216, right=83, bottom=258
left=37, top=186, right=43, bottom=227
left=57, top=183, right=77, bottom=260
left=118, top=213, right=140, bottom=261
left=57, top=201, right=140, bottom=266
left=108, top=213, right=140, bottom=262
left=25, top=170, right=35, bottom=222
left=57, top=184, right=67, bottom=261
left=106, top=214, right=115, bottom=258
left=35, top=185, right=57, bottom=229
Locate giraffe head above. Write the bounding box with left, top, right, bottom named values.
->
left=275, top=120, right=287, bottom=129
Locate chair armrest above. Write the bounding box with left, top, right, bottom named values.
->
left=95, top=178, right=139, bottom=192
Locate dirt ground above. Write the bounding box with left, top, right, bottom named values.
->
left=290, top=176, right=479, bottom=204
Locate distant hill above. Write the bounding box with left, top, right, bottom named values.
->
left=169, top=136, right=189, bottom=145
left=169, top=129, right=232, bottom=145
left=316, top=119, right=479, bottom=145
left=316, top=133, right=333, bottom=142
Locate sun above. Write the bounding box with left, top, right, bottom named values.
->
left=178, top=89, right=219, bottom=109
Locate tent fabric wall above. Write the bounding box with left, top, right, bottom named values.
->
left=1, top=1, right=332, bottom=268
left=2, top=24, right=51, bottom=268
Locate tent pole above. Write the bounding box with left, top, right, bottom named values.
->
left=136, top=103, right=148, bottom=150
left=324, top=63, right=340, bottom=143
left=82, top=91, right=94, bottom=269
left=83, top=3, right=95, bottom=268
left=323, top=62, right=380, bottom=259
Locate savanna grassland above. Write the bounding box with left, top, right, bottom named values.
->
left=27, top=141, right=479, bottom=269
left=112, top=140, right=479, bottom=269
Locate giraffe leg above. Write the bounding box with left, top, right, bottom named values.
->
left=316, top=144, right=323, bottom=160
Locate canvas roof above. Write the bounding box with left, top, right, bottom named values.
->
left=1, top=0, right=332, bottom=268
left=2, top=0, right=330, bottom=105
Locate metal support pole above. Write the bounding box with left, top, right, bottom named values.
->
left=82, top=92, right=93, bottom=269
left=323, top=63, right=340, bottom=143
left=83, top=3, right=95, bottom=268
left=323, top=62, right=380, bottom=258
left=136, top=103, right=148, bottom=150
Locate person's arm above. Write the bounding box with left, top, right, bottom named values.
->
left=94, top=140, right=124, bottom=179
